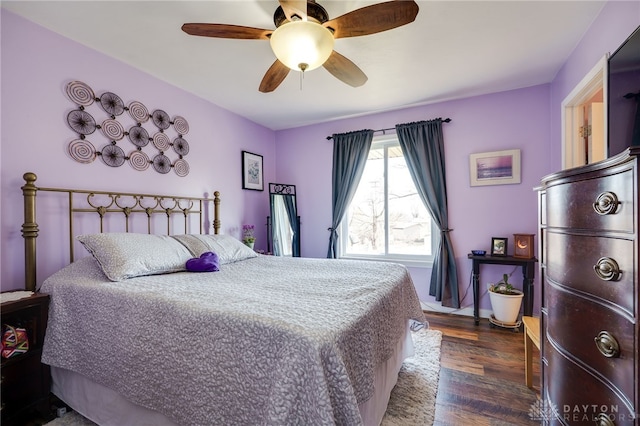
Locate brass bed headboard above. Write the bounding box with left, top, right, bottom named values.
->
left=21, top=172, right=220, bottom=291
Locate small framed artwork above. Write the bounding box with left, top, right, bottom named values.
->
left=491, top=237, right=508, bottom=256
left=469, top=149, right=521, bottom=186
left=241, top=151, right=264, bottom=191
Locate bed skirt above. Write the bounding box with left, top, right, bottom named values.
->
left=51, top=323, right=415, bottom=426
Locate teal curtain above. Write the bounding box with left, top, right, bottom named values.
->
left=327, top=129, right=374, bottom=258
left=396, top=119, right=460, bottom=308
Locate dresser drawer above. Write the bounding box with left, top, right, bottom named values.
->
left=545, top=232, right=635, bottom=316
left=545, top=339, right=636, bottom=425
left=545, top=168, right=634, bottom=232
left=546, top=283, right=635, bottom=403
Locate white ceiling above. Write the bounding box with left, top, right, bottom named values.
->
left=3, top=1, right=606, bottom=130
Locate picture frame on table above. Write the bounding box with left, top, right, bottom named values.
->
left=491, top=237, right=508, bottom=256
left=241, top=151, right=264, bottom=191
left=469, top=149, right=521, bottom=186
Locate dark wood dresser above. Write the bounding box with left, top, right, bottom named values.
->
left=539, top=147, right=639, bottom=425
left=0, top=292, right=52, bottom=425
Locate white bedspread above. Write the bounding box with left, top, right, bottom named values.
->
left=40, top=255, right=425, bottom=426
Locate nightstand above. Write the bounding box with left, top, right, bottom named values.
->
left=1, top=292, right=52, bottom=425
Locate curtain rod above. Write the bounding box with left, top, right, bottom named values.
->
left=325, top=118, right=451, bottom=140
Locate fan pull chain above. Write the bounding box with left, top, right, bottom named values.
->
left=298, top=63, right=308, bottom=91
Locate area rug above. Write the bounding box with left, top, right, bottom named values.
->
left=46, top=328, right=443, bottom=426
left=381, top=328, right=443, bottom=426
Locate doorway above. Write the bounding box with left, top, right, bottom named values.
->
left=562, top=55, right=608, bottom=169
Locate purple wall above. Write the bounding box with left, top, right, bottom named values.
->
left=275, top=85, right=550, bottom=314
left=275, top=0, right=640, bottom=315
left=0, top=11, right=275, bottom=291
left=549, top=1, right=640, bottom=171
left=2, top=3, right=638, bottom=318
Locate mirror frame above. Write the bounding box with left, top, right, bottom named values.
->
left=267, top=183, right=300, bottom=257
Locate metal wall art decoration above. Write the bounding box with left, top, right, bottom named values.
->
left=64, top=80, right=191, bottom=177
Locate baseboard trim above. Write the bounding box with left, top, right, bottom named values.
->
left=420, top=302, right=493, bottom=319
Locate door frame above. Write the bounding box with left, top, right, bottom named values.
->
left=561, top=55, right=608, bottom=169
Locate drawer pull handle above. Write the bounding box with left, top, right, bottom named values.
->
left=595, top=413, right=615, bottom=426
left=595, top=331, right=620, bottom=358
left=593, top=257, right=621, bottom=281
left=593, top=191, right=620, bottom=215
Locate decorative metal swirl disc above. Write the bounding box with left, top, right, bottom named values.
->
left=172, top=116, right=189, bottom=135
left=173, top=158, right=190, bottom=177
left=68, top=139, right=96, bottom=164
left=172, top=136, right=190, bottom=156
left=67, top=109, right=96, bottom=135
left=152, top=154, right=172, bottom=174
left=100, top=144, right=126, bottom=167
left=101, top=119, right=125, bottom=141
left=128, top=150, right=150, bottom=171
left=128, top=101, right=149, bottom=123
left=128, top=125, right=149, bottom=147
left=152, top=131, right=171, bottom=151
left=65, top=81, right=95, bottom=106
left=152, top=109, right=171, bottom=130
left=100, top=92, right=125, bottom=116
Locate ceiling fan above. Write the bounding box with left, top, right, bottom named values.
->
left=182, top=0, right=419, bottom=93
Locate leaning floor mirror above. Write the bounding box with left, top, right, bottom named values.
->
left=267, top=183, right=300, bottom=257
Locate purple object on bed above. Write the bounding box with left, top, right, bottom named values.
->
left=186, top=252, right=219, bottom=272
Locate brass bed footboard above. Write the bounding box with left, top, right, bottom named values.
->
left=21, top=172, right=220, bottom=291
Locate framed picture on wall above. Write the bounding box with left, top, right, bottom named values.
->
left=469, top=149, right=521, bottom=186
left=242, top=151, right=264, bottom=191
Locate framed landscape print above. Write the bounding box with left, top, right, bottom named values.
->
left=242, top=151, right=264, bottom=191
left=469, top=149, right=521, bottom=186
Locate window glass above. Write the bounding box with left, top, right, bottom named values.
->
left=340, top=136, right=436, bottom=263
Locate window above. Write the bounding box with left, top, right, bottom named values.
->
left=339, top=135, right=437, bottom=265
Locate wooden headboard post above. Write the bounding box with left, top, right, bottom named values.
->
left=22, top=172, right=39, bottom=292
left=21, top=172, right=221, bottom=292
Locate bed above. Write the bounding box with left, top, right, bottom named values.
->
left=20, top=172, right=427, bottom=426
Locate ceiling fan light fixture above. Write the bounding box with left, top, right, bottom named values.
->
left=269, top=20, right=334, bottom=72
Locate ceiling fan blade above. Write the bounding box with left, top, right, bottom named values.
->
left=259, top=60, right=291, bottom=93
left=279, top=0, right=307, bottom=21
left=324, top=1, right=419, bottom=39
left=182, top=23, right=271, bottom=40
left=323, top=51, right=367, bottom=88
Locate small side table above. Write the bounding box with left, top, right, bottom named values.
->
left=468, top=254, right=537, bottom=326
left=1, top=292, right=52, bottom=425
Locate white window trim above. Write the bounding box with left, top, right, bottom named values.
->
left=339, top=253, right=435, bottom=269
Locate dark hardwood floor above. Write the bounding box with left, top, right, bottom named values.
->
left=426, top=311, right=541, bottom=426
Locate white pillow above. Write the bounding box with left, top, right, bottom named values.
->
left=172, top=234, right=257, bottom=264
left=77, top=233, right=193, bottom=281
